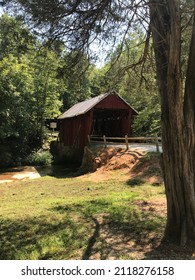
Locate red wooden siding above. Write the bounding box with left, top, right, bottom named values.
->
left=95, top=94, right=130, bottom=110
left=59, top=111, right=92, bottom=147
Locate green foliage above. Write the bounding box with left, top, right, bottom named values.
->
left=30, top=47, right=64, bottom=144
left=25, top=150, right=53, bottom=166
left=0, top=54, right=36, bottom=163
left=59, top=51, right=92, bottom=110
left=0, top=14, right=36, bottom=59
left=133, top=104, right=161, bottom=136
left=0, top=148, right=12, bottom=168
left=0, top=15, right=64, bottom=165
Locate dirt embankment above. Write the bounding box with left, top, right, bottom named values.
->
left=79, top=147, right=163, bottom=185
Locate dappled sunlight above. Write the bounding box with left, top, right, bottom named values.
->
left=0, top=199, right=165, bottom=260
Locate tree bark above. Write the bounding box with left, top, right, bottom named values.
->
left=149, top=0, right=195, bottom=244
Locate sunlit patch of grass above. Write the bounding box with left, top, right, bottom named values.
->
left=0, top=172, right=165, bottom=260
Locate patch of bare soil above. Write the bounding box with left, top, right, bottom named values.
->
left=80, top=201, right=195, bottom=260
left=79, top=147, right=142, bottom=182
left=95, top=147, right=143, bottom=170
left=134, top=197, right=167, bottom=217
left=81, top=213, right=195, bottom=260
left=81, top=147, right=163, bottom=185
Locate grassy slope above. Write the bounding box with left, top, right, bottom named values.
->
left=0, top=168, right=166, bottom=260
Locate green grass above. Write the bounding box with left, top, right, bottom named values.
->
left=0, top=173, right=165, bottom=260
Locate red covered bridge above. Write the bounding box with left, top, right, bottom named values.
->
left=58, top=91, right=138, bottom=148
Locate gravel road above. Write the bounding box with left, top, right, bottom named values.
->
left=96, top=142, right=162, bottom=153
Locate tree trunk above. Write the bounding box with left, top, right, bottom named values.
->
left=149, top=0, right=195, bottom=244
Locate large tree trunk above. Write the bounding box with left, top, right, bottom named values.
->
left=149, top=0, right=195, bottom=244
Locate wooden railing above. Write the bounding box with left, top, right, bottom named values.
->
left=88, top=135, right=162, bottom=152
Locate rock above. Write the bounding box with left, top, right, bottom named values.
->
left=79, top=147, right=97, bottom=174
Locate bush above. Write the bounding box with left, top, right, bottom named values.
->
left=0, top=150, right=13, bottom=168
left=25, top=150, right=53, bottom=166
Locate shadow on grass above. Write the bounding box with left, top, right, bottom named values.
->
left=36, top=164, right=80, bottom=179
left=52, top=201, right=195, bottom=260
left=0, top=200, right=109, bottom=260
left=0, top=216, right=83, bottom=260
left=82, top=217, right=100, bottom=260
left=1, top=199, right=193, bottom=260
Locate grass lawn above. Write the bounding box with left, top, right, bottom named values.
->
left=1, top=147, right=195, bottom=261
left=0, top=166, right=168, bottom=260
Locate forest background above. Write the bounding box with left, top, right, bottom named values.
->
left=0, top=12, right=160, bottom=168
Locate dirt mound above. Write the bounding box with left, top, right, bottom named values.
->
left=129, top=153, right=163, bottom=185
left=80, top=147, right=163, bottom=185
left=94, top=147, right=143, bottom=171
left=94, top=148, right=163, bottom=185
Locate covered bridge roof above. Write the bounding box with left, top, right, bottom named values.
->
left=58, top=91, right=138, bottom=119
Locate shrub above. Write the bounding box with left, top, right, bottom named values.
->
left=0, top=150, right=13, bottom=168
left=25, top=150, right=52, bottom=166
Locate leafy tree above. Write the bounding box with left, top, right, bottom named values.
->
left=0, top=15, right=64, bottom=163
left=30, top=47, right=63, bottom=145
left=0, top=55, right=35, bottom=164
left=87, top=65, right=107, bottom=97
left=58, top=51, right=92, bottom=110
left=0, top=13, right=35, bottom=59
